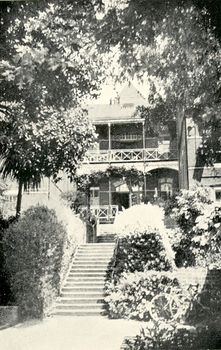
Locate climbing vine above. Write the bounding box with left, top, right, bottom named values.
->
left=74, top=166, right=144, bottom=194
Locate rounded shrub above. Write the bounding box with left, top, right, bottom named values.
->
left=2, top=205, right=67, bottom=320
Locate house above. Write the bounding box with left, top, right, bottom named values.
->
left=3, top=84, right=220, bottom=223
left=187, top=117, right=221, bottom=202
left=77, top=83, right=179, bottom=223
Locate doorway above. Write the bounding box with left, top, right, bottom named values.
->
left=112, top=192, right=129, bottom=210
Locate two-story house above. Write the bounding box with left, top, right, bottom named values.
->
left=77, top=83, right=179, bottom=223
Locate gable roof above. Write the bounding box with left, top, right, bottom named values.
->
left=87, top=83, right=148, bottom=124
left=119, top=83, right=146, bottom=106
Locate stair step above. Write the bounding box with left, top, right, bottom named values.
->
left=68, top=273, right=107, bottom=278
left=64, top=280, right=105, bottom=285
left=69, top=269, right=108, bottom=273
left=71, top=263, right=109, bottom=267
left=79, top=244, right=115, bottom=247
left=73, top=259, right=111, bottom=263
left=57, top=298, right=104, bottom=304
left=62, top=287, right=104, bottom=293
left=54, top=309, right=105, bottom=316
left=76, top=255, right=113, bottom=258
left=60, top=291, right=104, bottom=297
left=55, top=304, right=105, bottom=310
left=66, top=276, right=106, bottom=281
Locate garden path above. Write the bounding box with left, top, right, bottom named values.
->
left=0, top=315, right=141, bottom=350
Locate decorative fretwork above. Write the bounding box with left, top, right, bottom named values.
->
left=84, top=148, right=178, bottom=163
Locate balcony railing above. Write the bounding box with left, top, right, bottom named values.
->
left=84, top=148, right=178, bottom=163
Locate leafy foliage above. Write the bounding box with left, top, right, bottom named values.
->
left=2, top=205, right=68, bottom=320
left=74, top=165, right=144, bottom=195
left=1, top=108, right=96, bottom=186
left=170, top=183, right=212, bottom=232
left=1, top=1, right=104, bottom=109
left=112, top=230, right=172, bottom=279
left=105, top=272, right=178, bottom=321
left=191, top=205, right=221, bottom=267
left=105, top=222, right=174, bottom=320
left=0, top=1, right=105, bottom=215
left=98, top=2, right=221, bottom=165
left=167, top=184, right=221, bottom=267
left=125, top=319, right=221, bottom=350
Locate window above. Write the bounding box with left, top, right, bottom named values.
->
left=90, top=187, right=100, bottom=206
left=215, top=190, right=221, bottom=202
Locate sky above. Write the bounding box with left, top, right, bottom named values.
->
left=93, top=80, right=151, bottom=104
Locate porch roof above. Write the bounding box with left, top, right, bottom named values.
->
left=87, top=104, right=145, bottom=124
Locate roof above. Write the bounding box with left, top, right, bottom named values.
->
left=87, top=83, right=148, bottom=124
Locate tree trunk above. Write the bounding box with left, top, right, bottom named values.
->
left=16, top=179, right=23, bottom=218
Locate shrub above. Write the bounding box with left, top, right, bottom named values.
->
left=167, top=184, right=213, bottom=267
left=114, top=203, right=165, bottom=236
left=0, top=214, right=16, bottom=305
left=190, top=205, right=221, bottom=268
left=171, top=183, right=212, bottom=233
left=105, top=271, right=179, bottom=321
left=47, top=198, right=86, bottom=283
left=2, top=205, right=67, bottom=320
left=113, top=229, right=172, bottom=279
left=125, top=322, right=178, bottom=350
left=113, top=204, right=175, bottom=271
left=125, top=319, right=221, bottom=350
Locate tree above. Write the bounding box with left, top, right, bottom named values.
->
left=0, top=0, right=105, bottom=216
left=97, top=1, right=221, bottom=188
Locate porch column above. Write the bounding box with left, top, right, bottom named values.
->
left=108, top=177, right=111, bottom=220
left=142, top=120, right=147, bottom=198
left=108, top=122, right=111, bottom=164
left=142, top=120, right=145, bottom=149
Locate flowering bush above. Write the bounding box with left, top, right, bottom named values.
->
left=114, top=204, right=175, bottom=268
left=167, top=184, right=214, bottom=267
left=171, top=183, right=212, bottom=233
left=2, top=205, right=68, bottom=320
left=114, top=203, right=165, bottom=236
left=191, top=205, right=221, bottom=267
left=112, top=229, right=172, bottom=279
left=105, top=204, right=176, bottom=320
left=105, top=272, right=179, bottom=320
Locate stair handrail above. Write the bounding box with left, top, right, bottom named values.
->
left=111, top=235, right=120, bottom=280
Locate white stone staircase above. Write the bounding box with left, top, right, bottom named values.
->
left=53, top=242, right=115, bottom=316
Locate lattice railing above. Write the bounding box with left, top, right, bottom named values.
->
left=80, top=205, right=118, bottom=222
left=84, top=148, right=178, bottom=163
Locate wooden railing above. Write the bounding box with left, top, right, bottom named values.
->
left=84, top=148, right=178, bottom=163
left=80, top=205, right=118, bottom=222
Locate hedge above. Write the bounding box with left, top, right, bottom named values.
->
left=2, top=205, right=67, bottom=320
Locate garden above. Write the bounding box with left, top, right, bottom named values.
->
left=104, top=183, right=221, bottom=349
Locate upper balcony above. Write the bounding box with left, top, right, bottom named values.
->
left=84, top=135, right=178, bottom=164
left=83, top=119, right=178, bottom=164
left=84, top=147, right=178, bottom=163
